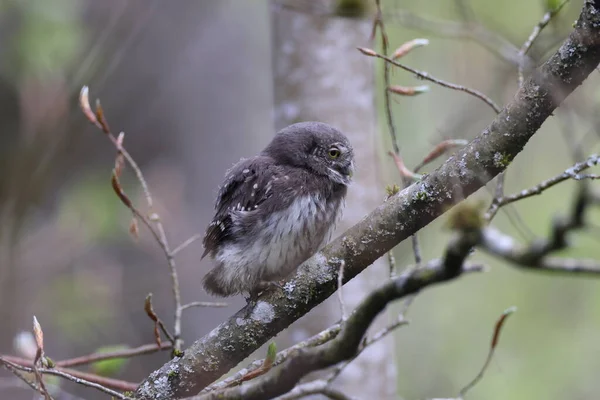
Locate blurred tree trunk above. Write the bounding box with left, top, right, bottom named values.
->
left=270, top=1, right=395, bottom=398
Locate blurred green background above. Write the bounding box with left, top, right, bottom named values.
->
left=0, top=0, right=598, bottom=399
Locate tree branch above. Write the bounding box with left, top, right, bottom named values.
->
left=189, top=233, right=482, bottom=400
left=135, top=2, right=600, bottom=398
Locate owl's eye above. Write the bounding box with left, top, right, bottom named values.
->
left=328, top=148, right=341, bottom=159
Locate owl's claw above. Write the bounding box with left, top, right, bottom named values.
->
left=245, top=281, right=285, bottom=304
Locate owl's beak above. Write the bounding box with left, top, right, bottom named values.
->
left=341, top=161, right=354, bottom=184
left=347, top=160, right=355, bottom=178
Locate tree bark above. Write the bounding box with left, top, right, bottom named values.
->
left=269, top=1, right=394, bottom=398
left=136, top=1, right=600, bottom=398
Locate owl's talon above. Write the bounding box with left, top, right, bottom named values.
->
left=245, top=281, right=284, bottom=304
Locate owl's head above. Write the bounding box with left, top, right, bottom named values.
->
left=263, top=121, right=355, bottom=186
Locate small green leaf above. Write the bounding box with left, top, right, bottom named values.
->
left=90, top=345, right=130, bottom=376
left=266, top=342, right=277, bottom=365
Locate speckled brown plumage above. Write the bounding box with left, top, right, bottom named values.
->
left=202, top=122, right=354, bottom=298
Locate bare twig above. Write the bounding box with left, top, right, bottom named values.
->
left=0, top=357, right=131, bottom=399
left=366, top=314, right=410, bottom=349
left=459, top=306, right=517, bottom=397
left=0, top=359, right=45, bottom=397
left=413, top=139, right=469, bottom=173
left=388, top=151, right=421, bottom=180
left=517, top=0, right=570, bottom=86
left=81, top=86, right=185, bottom=353
left=337, top=260, right=347, bottom=321
left=31, top=317, right=52, bottom=400
left=144, top=293, right=175, bottom=346
left=358, top=48, right=501, bottom=114
left=327, top=313, right=409, bottom=384
left=172, top=233, right=203, bottom=256
left=193, top=250, right=483, bottom=400
left=201, top=324, right=342, bottom=394
left=276, top=379, right=359, bottom=400
left=56, top=343, right=172, bottom=368
left=486, top=154, right=600, bottom=221
left=227, top=343, right=278, bottom=387
left=481, top=227, right=600, bottom=275
left=180, top=301, right=228, bottom=311
left=375, top=0, right=425, bottom=347
left=387, top=251, right=396, bottom=278
left=388, top=8, right=520, bottom=64
left=374, top=0, right=399, bottom=155
left=2, top=355, right=137, bottom=392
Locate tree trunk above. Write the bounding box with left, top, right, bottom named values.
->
left=270, top=2, right=395, bottom=398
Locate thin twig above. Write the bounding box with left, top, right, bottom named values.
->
left=387, top=251, right=396, bottom=278
left=276, top=379, right=359, bottom=400
left=459, top=306, right=517, bottom=397
left=32, top=316, right=52, bottom=400
left=0, top=360, right=44, bottom=396
left=0, top=357, right=131, bottom=399
left=388, top=8, right=521, bottom=65
left=200, top=323, right=342, bottom=393
left=1, top=355, right=138, bottom=392
left=376, top=0, right=428, bottom=332
left=486, top=154, right=600, bottom=221
left=56, top=343, right=172, bottom=368
left=359, top=49, right=502, bottom=114
left=375, top=0, right=400, bottom=155
left=81, top=86, right=184, bottom=353
left=517, top=0, right=570, bottom=86
left=145, top=293, right=176, bottom=346
left=481, top=227, right=600, bottom=275
left=327, top=313, right=409, bottom=384
left=413, top=139, right=469, bottom=173
left=180, top=301, right=228, bottom=311
left=172, top=233, right=203, bottom=256
left=337, top=260, right=347, bottom=321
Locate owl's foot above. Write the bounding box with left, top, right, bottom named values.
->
left=244, top=281, right=285, bottom=304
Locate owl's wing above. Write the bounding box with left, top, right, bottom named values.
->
left=202, top=157, right=276, bottom=258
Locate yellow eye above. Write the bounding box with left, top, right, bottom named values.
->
left=328, top=148, right=341, bottom=159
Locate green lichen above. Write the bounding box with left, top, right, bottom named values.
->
left=167, top=370, right=179, bottom=380
left=414, top=191, right=429, bottom=202
left=385, top=184, right=401, bottom=199
left=493, top=152, right=512, bottom=168
left=172, top=349, right=183, bottom=357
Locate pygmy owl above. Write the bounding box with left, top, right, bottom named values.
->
left=201, top=121, right=354, bottom=299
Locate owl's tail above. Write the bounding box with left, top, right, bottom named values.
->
left=202, top=267, right=231, bottom=297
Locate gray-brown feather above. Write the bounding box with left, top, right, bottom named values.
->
left=202, top=122, right=353, bottom=297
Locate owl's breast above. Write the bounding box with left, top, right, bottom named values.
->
left=257, top=193, right=343, bottom=279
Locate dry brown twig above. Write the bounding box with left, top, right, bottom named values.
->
left=201, top=323, right=342, bottom=393
left=358, top=47, right=501, bottom=114
left=1, top=355, right=138, bottom=392
left=373, top=0, right=426, bottom=272
left=56, top=343, right=172, bottom=368
left=79, top=86, right=226, bottom=355
left=517, top=0, right=571, bottom=86
left=493, top=0, right=570, bottom=225
left=459, top=306, right=517, bottom=397
left=0, top=356, right=132, bottom=400
left=31, top=317, right=52, bottom=400
left=145, top=293, right=176, bottom=347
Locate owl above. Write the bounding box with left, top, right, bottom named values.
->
left=202, top=122, right=354, bottom=299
